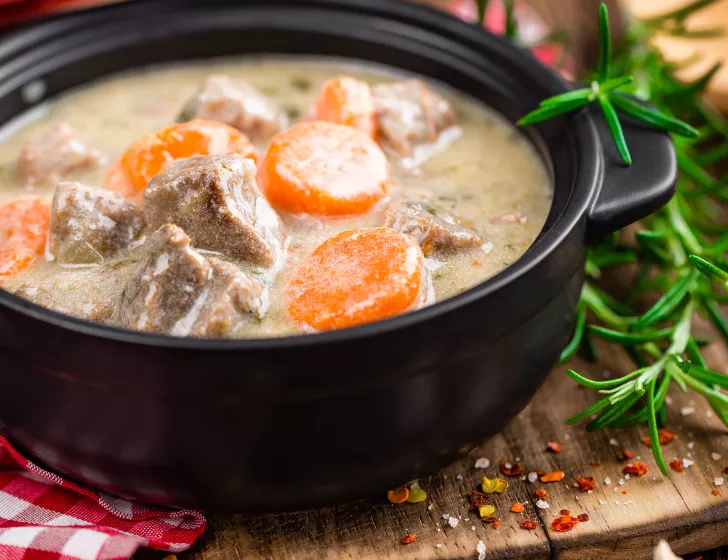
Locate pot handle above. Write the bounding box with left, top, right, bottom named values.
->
left=586, top=103, right=678, bottom=239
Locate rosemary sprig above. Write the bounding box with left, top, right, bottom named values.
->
left=473, top=0, right=728, bottom=475
left=517, top=3, right=699, bottom=165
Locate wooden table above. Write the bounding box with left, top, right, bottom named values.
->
left=173, top=336, right=728, bottom=559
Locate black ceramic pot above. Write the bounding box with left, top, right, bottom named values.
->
left=0, top=0, right=676, bottom=512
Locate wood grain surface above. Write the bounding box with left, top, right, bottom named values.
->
left=180, top=333, right=728, bottom=559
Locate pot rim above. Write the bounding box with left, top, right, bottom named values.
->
left=0, top=0, right=602, bottom=350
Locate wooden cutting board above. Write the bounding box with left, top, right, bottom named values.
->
left=183, top=334, right=728, bottom=559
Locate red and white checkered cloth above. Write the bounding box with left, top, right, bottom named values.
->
left=0, top=434, right=206, bottom=560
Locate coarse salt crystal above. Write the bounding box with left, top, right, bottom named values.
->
left=624, top=500, right=632, bottom=505
left=472, top=526, right=476, bottom=531
left=528, top=471, right=539, bottom=483
left=428, top=504, right=435, bottom=511
left=477, top=540, right=486, bottom=560
left=666, top=396, right=673, bottom=405
left=456, top=474, right=463, bottom=481
left=443, top=474, right=448, bottom=479
left=516, top=457, right=521, bottom=462
left=504, top=462, right=512, bottom=470
left=448, top=516, right=459, bottom=528
left=604, top=477, right=611, bottom=485
left=681, top=406, right=695, bottom=416
left=683, top=458, right=694, bottom=468
left=536, top=500, right=550, bottom=509
left=618, top=478, right=625, bottom=486
left=475, top=458, right=490, bottom=469
left=613, top=487, right=618, bottom=493
left=436, top=544, right=443, bottom=548
left=411, top=481, right=420, bottom=489
left=602, top=370, right=611, bottom=379
left=565, top=434, right=571, bottom=440
left=443, top=514, right=450, bottom=520
left=707, top=411, right=714, bottom=418
left=624, top=474, right=630, bottom=480
left=715, top=477, right=725, bottom=487
left=615, top=500, right=620, bottom=504
left=437, top=528, right=441, bottom=532
left=599, top=500, right=607, bottom=505
left=687, top=442, right=695, bottom=450
left=712, top=452, right=723, bottom=461
left=609, top=438, right=619, bottom=447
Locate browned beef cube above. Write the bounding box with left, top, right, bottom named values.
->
left=385, top=201, right=483, bottom=255
left=49, top=182, right=145, bottom=264
left=14, top=262, right=133, bottom=322
left=372, top=80, right=456, bottom=157
left=18, top=123, right=105, bottom=188
left=116, top=224, right=263, bottom=337
left=143, top=154, right=286, bottom=267
left=178, top=75, right=287, bottom=141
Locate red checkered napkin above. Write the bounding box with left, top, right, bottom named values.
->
left=0, top=434, right=206, bottom=560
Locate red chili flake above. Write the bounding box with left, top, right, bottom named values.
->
left=623, top=461, right=649, bottom=476
left=712, top=489, right=720, bottom=496
left=591, top=460, right=601, bottom=466
left=511, top=502, right=525, bottom=513
left=618, top=449, right=635, bottom=461
left=622, top=490, right=628, bottom=495
left=534, top=488, right=548, bottom=500
left=493, top=521, right=500, bottom=529
left=559, top=509, right=571, bottom=515
left=642, top=429, right=677, bottom=446
left=575, top=476, right=596, bottom=492
left=482, top=515, right=498, bottom=524
left=551, top=515, right=579, bottom=532
left=540, top=470, right=565, bottom=483
left=401, top=534, right=417, bottom=545
left=546, top=441, right=563, bottom=453
left=670, top=459, right=685, bottom=473
left=577, top=513, right=590, bottom=522
left=501, top=461, right=524, bottom=476
left=520, top=520, right=538, bottom=530
left=469, top=489, right=489, bottom=509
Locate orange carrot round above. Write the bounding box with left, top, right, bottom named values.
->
left=106, top=119, right=256, bottom=197
left=257, top=121, right=388, bottom=216
left=0, top=197, right=51, bottom=284
left=287, top=227, right=425, bottom=331
left=314, top=76, right=376, bottom=137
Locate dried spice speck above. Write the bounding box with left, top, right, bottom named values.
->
left=521, top=520, right=538, bottom=530
left=576, top=477, right=596, bottom=492
left=642, top=429, right=676, bottom=446
left=577, top=513, right=590, bottom=522
left=540, top=471, right=565, bottom=483
left=713, top=490, right=720, bottom=496
left=501, top=461, right=524, bottom=477
left=492, top=521, right=500, bottom=529
left=511, top=502, right=525, bottom=513
left=669, top=459, right=685, bottom=473
left=623, top=462, right=649, bottom=476
left=534, top=488, right=548, bottom=500
left=618, top=449, right=635, bottom=461
left=546, top=441, right=563, bottom=453
left=559, top=509, right=571, bottom=515
left=551, top=515, right=579, bottom=532
left=401, top=534, right=417, bottom=545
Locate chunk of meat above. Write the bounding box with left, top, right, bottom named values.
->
left=18, top=123, right=105, bottom=188
left=116, top=223, right=263, bottom=337
left=49, top=182, right=145, bottom=264
left=14, top=262, right=133, bottom=322
left=372, top=80, right=456, bottom=157
left=144, top=154, right=285, bottom=267
left=179, top=75, right=287, bottom=142
left=385, top=201, right=483, bottom=255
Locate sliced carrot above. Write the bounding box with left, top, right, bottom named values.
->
left=105, top=119, right=256, bottom=197
left=314, top=76, right=377, bottom=137
left=0, top=197, right=51, bottom=284
left=258, top=121, right=388, bottom=216
left=287, top=227, right=424, bottom=330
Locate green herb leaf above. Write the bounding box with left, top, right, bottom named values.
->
left=610, top=94, right=700, bottom=137
left=598, top=95, right=632, bottom=164
left=597, top=2, right=611, bottom=81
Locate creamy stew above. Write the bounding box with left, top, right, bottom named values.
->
left=0, top=58, right=552, bottom=338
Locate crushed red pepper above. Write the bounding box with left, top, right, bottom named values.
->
left=511, top=502, right=525, bottom=513
left=642, top=429, right=677, bottom=446
left=591, top=460, right=601, bottom=466
left=551, top=516, right=579, bottom=532
left=622, top=490, right=628, bottom=495
left=618, top=449, right=635, bottom=461
left=712, top=490, right=720, bottom=496
left=401, top=534, right=417, bottom=545
left=670, top=459, right=685, bottom=473
left=387, top=487, right=409, bottom=504
left=482, top=515, right=498, bottom=524
left=493, top=521, right=500, bottom=529
left=501, top=461, right=524, bottom=476
left=577, top=513, right=590, bottom=522
left=623, top=461, right=649, bottom=476
left=520, top=520, right=538, bottom=530
left=534, top=488, right=548, bottom=500
left=546, top=441, right=563, bottom=453
left=468, top=489, right=489, bottom=509
left=575, top=476, right=596, bottom=492
left=559, top=509, right=571, bottom=515
left=540, top=470, right=565, bottom=483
